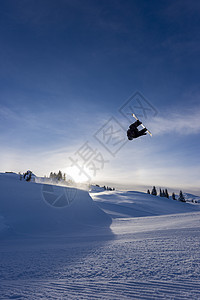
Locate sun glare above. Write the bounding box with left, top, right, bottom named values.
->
left=63, top=166, right=90, bottom=183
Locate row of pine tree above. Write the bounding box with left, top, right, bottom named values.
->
left=147, top=186, right=186, bottom=202
left=49, top=170, right=66, bottom=181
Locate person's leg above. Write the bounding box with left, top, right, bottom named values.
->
left=129, top=123, right=136, bottom=130
left=138, top=128, right=147, bottom=136
left=129, top=120, right=141, bottom=130
left=135, top=120, right=142, bottom=127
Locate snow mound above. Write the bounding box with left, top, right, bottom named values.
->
left=0, top=172, right=20, bottom=181
left=89, top=185, right=105, bottom=193
left=92, top=190, right=200, bottom=218
left=0, top=174, right=111, bottom=236
left=184, top=193, right=200, bottom=203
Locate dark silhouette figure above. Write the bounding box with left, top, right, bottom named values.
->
left=127, top=120, right=147, bottom=140
left=23, top=170, right=32, bottom=182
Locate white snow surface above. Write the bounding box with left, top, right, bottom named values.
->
left=184, top=192, right=200, bottom=203
left=92, top=189, right=200, bottom=218
left=0, top=175, right=200, bottom=299
left=0, top=173, right=111, bottom=236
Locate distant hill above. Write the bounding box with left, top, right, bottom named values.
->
left=91, top=189, right=200, bottom=218
left=183, top=193, right=200, bottom=203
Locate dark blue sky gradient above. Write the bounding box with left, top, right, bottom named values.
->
left=0, top=0, right=200, bottom=191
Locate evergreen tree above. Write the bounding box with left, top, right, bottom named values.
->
left=165, top=189, right=169, bottom=198
left=172, top=192, right=176, bottom=200
left=147, top=189, right=150, bottom=194
left=178, top=190, right=186, bottom=202
left=57, top=170, right=62, bottom=181
left=151, top=186, right=157, bottom=196
left=63, top=173, right=66, bottom=181
left=159, top=188, right=163, bottom=197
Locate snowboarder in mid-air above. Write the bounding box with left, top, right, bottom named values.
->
left=127, top=113, right=152, bottom=140
left=127, top=119, right=147, bottom=140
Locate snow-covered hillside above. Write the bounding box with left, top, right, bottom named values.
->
left=184, top=192, right=200, bottom=203
left=1, top=174, right=200, bottom=299
left=91, top=189, right=200, bottom=218
left=0, top=173, right=111, bottom=236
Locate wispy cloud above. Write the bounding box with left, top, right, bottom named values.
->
left=150, top=108, right=200, bottom=135
left=0, top=104, right=79, bottom=136
left=0, top=105, right=21, bottom=122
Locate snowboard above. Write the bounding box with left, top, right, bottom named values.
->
left=132, top=113, right=152, bottom=136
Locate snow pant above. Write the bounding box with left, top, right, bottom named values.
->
left=138, top=128, right=147, bottom=136
left=129, top=120, right=141, bottom=130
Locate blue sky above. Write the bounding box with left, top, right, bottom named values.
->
left=0, top=0, right=200, bottom=194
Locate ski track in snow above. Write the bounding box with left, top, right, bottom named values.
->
left=1, top=278, right=200, bottom=299
left=1, top=214, right=200, bottom=299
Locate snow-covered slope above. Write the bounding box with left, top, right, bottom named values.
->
left=184, top=192, right=200, bottom=203
left=89, top=185, right=105, bottom=193
left=0, top=173, right=111, bottom=236
left=1, top=175, right=200, bottom=299
left=91, top=190, right=200, bottom=218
